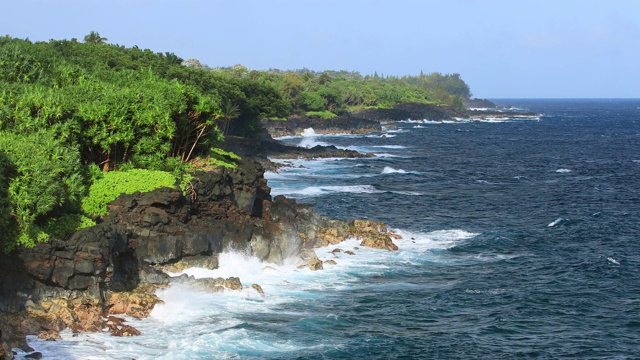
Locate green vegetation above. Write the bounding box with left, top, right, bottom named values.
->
left=0, top=130, right=85, bottom=250
left=306, top=110, right=338, bottom=119
left=81, top=169, right=177, bottom=217
left=42, top=214, right=96, bottom=241
left=251, top=68, right=472, bottom=117
left=0, top=33, right=472, bottom=250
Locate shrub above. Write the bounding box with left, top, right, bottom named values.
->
left=82, top=169, right=177, bottom=217
left=41, top=213, right=96, bottom=239
left=0, top=130, right=86, bottom=249
left=306, top=110, right=337, bottom=119
left=209, top=147, right=241, bottom=169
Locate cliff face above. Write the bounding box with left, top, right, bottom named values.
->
left=352, top=102, right=467, bottom=122
left=463, top=98, right=497, bottom=109
left=262, top=115, right=381, bottom=138
left=0, top=159, right=399, bottom=357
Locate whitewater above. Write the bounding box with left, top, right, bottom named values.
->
left=20, top=99, right=640, bottom=359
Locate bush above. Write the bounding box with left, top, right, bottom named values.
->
left=41, top=213, right=96, bottom=239
left=81, top=169, right=177, bottom=217
left=306, top=110, right=337, bottom=119
left=0, top=130, right=86, bottom=249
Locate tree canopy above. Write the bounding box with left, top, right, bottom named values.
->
left=83, top=31, right=108, bottom=45
left=0, top=34, right=473, bottom=250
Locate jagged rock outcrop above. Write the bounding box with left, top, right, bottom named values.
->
left=463, top=98, right=497, bottom=109
left=0, top=159, right=275, bottom=353
left=262, top=115, right=381, bottom=138
left=0, top=158, right=399, bottom=355
left=221, top=131, right=372, bottom=172
left=353, top=102, right=467, bottom=122
left=350, top=220, right=399, bottom=251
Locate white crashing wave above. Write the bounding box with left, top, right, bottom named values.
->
left=298, top=131, right=330, bottom=148
left=548, top=217, right=568, bottom=227
left=391, top=191, right=424, bottom=196
left=607, top=257, right=620, bottom=265
left=301, top=127, right=316, bottom=137
left=400, top=119, right=450, bottom=124
left=381, top=166, right=407, bottom=174
left=555, top=168, right=572, bottom=173
left=25, top=225, right=481, bottom=359
left=366, top=134, right=397, bottom=138
left=273, top=185, right=382, bottom=197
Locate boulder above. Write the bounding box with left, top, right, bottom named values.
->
left=105, top=316, right=141, bottom=337
left=297, top=257, right=324, bottom=271
left=359, top=234, right=398, bottom=251
left=160, top=255, right=219, bottom=273
left=350, top=219, right=388, bottom=235
left=251, top=284, right=265, bottom=297
left=36, top=330, right=61, bottom=341
left=174, top=276, right=243, bottom=293
left=107, top=288, right=160, bottom=319
left=348, top=219, right=399, bottom=251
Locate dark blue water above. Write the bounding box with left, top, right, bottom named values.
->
left=270, top=99, right=640, bottom=359
left=26, top=100, right=640, bottom=359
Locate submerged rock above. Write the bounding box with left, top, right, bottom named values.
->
left=349, top=219, right=400, bottom=251
left=251, top=284, right=265, bottom=297
left=172, top=275, right=243, bottom=293
left=107, top=287, right=160, bottom=319
left=36, top=330, right=60, bottom=341
left=298, top=257, right=324, bottom=271
left=359, top=234, right=398, bottom=251
left=105, top=316, right=141, bottom=337
left=160, top=255, right=219, bottom=273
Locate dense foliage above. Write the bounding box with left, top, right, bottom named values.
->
left=81, top=169, right=177, bottom=217
left=249, top=67, right=471, bottom=116
left=0, top=34, right=472, bottom=250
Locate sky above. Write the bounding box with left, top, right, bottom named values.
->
left=1, top=0, right=639, bottom=98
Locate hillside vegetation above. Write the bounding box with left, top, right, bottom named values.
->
left=0, top=34, right=472, bottom=250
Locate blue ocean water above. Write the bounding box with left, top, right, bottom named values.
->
left=23, top=99, right=640, bottom=359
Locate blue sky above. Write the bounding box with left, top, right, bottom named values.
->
left=1, top=0, right=638, bottom=98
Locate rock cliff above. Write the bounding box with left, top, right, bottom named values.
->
left=0, top=158, right=398, bottom=358
left=352, top=102, right=467, bottom=122
left=262, top=115, right=381, bottom=138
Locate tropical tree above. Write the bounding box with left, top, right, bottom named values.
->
left=83, top=31, right=107, bottom=45
left=219, top=100, right=240, bottom=136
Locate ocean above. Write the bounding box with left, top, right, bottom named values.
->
left=21, top=99, right=640, bottom=359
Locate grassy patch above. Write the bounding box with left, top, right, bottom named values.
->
left=306, top=110, right=337, bottom=119
left=81, top=169, right=177, bottom=217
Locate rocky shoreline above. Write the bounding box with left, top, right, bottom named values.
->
left=261, top=102, right=538, bottom=139
left=262, top=114, right=381, bottom=138
left=220, top=131, right=373, bottom=172
left=0, top=101, right=538, bottom=359
left=0, top=158, right=400, bottom=359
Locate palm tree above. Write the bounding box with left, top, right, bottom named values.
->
left=219, top=100, right=240, bottom=136
left=83, top=31, right=107, bottom=45
left=163, top=52, right=183, bottom=65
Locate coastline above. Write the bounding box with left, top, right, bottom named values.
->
left=0, top=101, right=538, bottom=359
left=0, top=157, right=400, bottom=359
